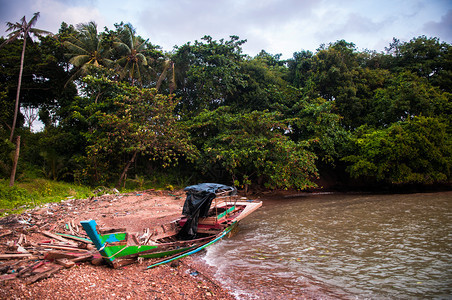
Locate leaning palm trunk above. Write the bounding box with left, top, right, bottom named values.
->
left=9, top=35, right=27, bottom=142
left=0, top=12, right=51, bottom=186
left=9, top=136, right=20, bottom=187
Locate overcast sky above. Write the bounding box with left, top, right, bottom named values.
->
left=1, top=0, right=451, bottom=58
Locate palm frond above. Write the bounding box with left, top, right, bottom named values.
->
left=27, top=12, right=40, bottom=29
left=64, top=40, right=90, bottom=56
left=0, top=31, right=21, bottom=47
left=136, top=39, right=148, bottom=52
left=136, top=53, right=148, bottom=66
left=5, top=22, right=22, bottom=32
left=29, top=28, right=52, bottom=36
left=113, top=41, right=131, bottom=54
left=69, top=55, right=91, bottom=67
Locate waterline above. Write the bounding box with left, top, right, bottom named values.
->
left=203, top=192, right=452, bottom=299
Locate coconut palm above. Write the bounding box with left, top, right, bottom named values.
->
left=64, top=21, right=113, bottom=81
left=0, top=12, right=51, bottom=141
left=113, top=24, right=150, bottom=86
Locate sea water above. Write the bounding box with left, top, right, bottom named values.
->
left=203, top=192, right=452, bottom=299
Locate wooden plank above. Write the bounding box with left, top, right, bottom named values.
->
left=70, top=253, right=93, bottom=263
left=17, top=233, right=25, bottom=245
left=232, top=201, right=262, bottom=222
left=197, top=217, right=218, bottom=225
left=26, top=265, right=63, bottom=284
left=0, top=253, right=35, bottom=260
left=149, top=229, right=178, bottom=242
left=55, top=258, right=75, bottom=268
left=196, top=228, right=223, bottom=234
left=41, top=231, right=78, bottom=247
left=18, top=261, right=45, bottom=277
left=0, top=230, right=13, bottom=238
left=38, top=244, right=89, bottom=252
left=66, top=221, right=74, bottom=235
left=44, top=251, right=86, bottom=260
left=0, top=273, right=18, bottom=282
left=56, top=233, right=93, bottom=244
left=111, top=258, right=136, bottom=268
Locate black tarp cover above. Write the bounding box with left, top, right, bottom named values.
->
left=178, top=183, right=236, bottom=239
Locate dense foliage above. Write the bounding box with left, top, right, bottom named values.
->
left=0, top=16, right=451, bottom=192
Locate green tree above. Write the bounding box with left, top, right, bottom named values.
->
left=286, top=49, right=314, bottom=89
left=111, top=23, right=174, bottom=90
left=187, top=107, right=318, bottom=190
left=310, top=40, right=359, bottom=102
left=216, top=53, right=288, bottom=112
left=391, top=36, right=452, bottom=93
left=270, top=85, right=350, bottom=167
left=172, top=35, right=248, bottom=116
left=343, top=116, right=451, bottom=185
left=69, top=74, right=195, bottom=187
left=369, top=71, right=451, bottom=127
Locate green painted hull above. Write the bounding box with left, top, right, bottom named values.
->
left=80, top=220, right=220, bottom=266
left=97, top=244, right=196, bottom=260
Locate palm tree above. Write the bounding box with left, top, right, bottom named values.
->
left=0, top=12, right=51, bottom=142
left=63, top=21, right=113, bottom=81
left=113, top=24, right=149, bottom=85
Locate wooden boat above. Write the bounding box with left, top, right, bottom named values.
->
left=80, top=183, right=262, bottom=268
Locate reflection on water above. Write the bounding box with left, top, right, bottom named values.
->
left=203, top=192, right=452, bottom=299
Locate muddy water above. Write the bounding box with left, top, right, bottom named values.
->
left=203, top=192, right=452, bottom=299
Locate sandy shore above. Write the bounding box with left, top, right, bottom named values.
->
left=0, top=189, right=235, bottom=299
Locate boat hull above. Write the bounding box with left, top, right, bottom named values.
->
left=80, top=199, right=262, bottom=268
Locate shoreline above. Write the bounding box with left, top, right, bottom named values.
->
left=3, top=188, right=448, bottom=299
left=0, top=189, right=239, bottom=299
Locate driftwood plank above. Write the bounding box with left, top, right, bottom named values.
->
left=55, top=258, right=75, bottom=268
left=18, top=261, right=45, bottom=277
left=26, top=265, right=63, bottom=284
left=40, top=231, right=78, bottom=247
left=38, top=244, right=89, bottom=252
left=56, top=233, right=93, bottom=244
left=44, top=250, right=86, bottom=260
left=111, top=258, right=136, bottom=268
left=71, top=253, right=93, bottom=263
left=0, top=253, right=36, bottom=260
left=0, top=230, right=13, bottom=238
left=0, top=273, right=18, bottom=282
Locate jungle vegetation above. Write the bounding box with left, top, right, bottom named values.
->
left=1, top=16, right=451, bottom=194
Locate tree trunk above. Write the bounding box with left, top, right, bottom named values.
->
left=9, top=36, right=27, bottom=142
left=116, top=150, right=138, bottom=189
left=9, top=136, right=21, bottom=187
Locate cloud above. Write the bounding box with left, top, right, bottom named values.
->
left=0, top=0, right=105, bottom=35
left=0, top=0, right=23, bottom=21
left=1, top=0, right=451, bottom=59
left=423, top=9, right=452, bottom=42
left=33, top=0, right=105, bottom=33
left=135, top=0, right=321, bottom=55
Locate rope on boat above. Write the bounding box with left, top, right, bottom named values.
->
left=101, top=244, right=129, bottom=260
left=145, top=224, right=235, bottom=269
